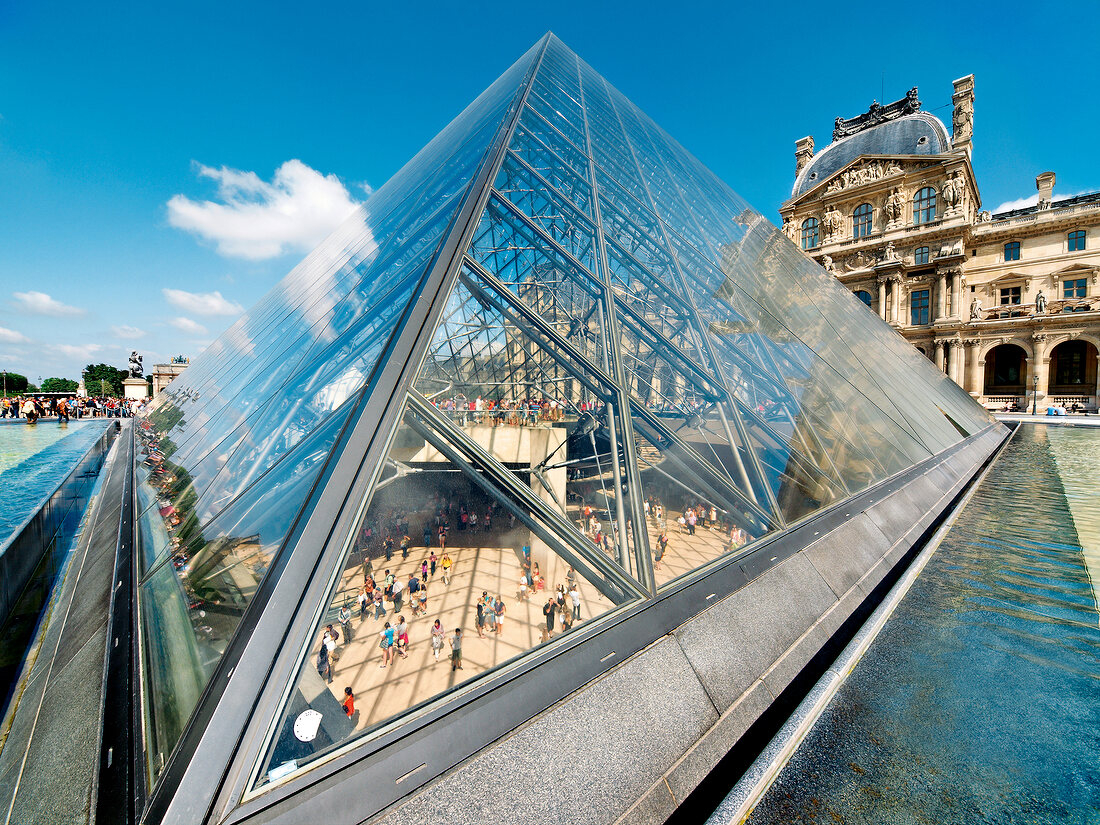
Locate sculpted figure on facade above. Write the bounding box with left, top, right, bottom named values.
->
left=952, top=97, right=973, bottom=143
left=1035, top=290, right=1047, bottom=313
left=941, top=173, right=961, bottom=212
left=822, top=204, right=843, bottom=240
left=821, top=254, right=835, bottom=273
left=885, top=187, right=904, bottom=226
left=882, top=241, right=899, bottom=262
left=782, top=215, right=795, bottom=240
left=969, top=297, right=983, bottom=320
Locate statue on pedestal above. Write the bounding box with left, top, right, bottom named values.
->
left=1035, top=290, right=1047, bottom=313
left=128, top=351, right=143, bottom=379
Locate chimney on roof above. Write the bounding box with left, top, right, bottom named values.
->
left=1036, top=171, right=1055, bottom=210
left=951, top=75, right=974, bottom=155
left=795, top=136, right=814, bottom=177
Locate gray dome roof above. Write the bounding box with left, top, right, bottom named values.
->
left=793, top=113, right=950, bottom=197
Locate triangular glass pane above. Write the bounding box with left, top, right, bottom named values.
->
left=252, top=397, right=639, bottom=790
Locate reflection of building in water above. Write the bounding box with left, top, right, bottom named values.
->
left=781, top=76, right=1100, bottom=413
left=16, top=35, right=1004, bottom=825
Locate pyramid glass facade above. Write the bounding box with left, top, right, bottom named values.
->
left=134, top=34, right=991, bottom=799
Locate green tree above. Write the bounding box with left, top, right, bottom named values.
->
left=1, top=371, right=29, bottom=396
left=83, top=363, right=128, bottom=397
left=41, top=377, right=79, bottom=393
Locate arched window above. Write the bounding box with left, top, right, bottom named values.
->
left=853, top=290, right=873, bottom=308
left=1004, top=241, right=1021, bottom=261
left=852, top=203, right=873, bottom=239
left=914, top=246, right=930, bottom=265
left=913, top=187, right=937, bottom=224
left=801, top=217, right=819, bottom=250
left=1068, top=229, right=1086, bottom=251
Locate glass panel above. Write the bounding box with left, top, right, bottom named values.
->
left=414, top=265, right=642, bottom=582
left=138, top=403, right=352, bottom=781
left=253, top=399, right=638, bottom=790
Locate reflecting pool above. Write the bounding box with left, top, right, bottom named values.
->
left=746, top=424, right=1100, bottom=824
left=0, top=420, right=111, bottom=548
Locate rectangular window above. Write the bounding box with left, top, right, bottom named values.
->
left=1004, top=241, right=1021, bottom=261
left=914, top=246, right=930, bottom=265
left=1068, top=230, right=1086, bottom=251
left=1064, top=278, right=1087, bottom=299
left=910, top=289, right=930, bottom=325
left=1000, top=286, right=1021, bottom=305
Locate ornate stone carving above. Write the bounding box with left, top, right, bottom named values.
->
left=963, top=337, right=981, bottom=347
left=824, top=159, right=905, bottom=194
left=977, top=210, right=992, bottom=222
left=952, top=75, right=974, bottom=149
left=833, top=88, right=921, bottom=141
left=822, top=204, right=843, bottom=240
left=1033, top=332, right=1048, bottom=343
left=882, top=241, right=900, bottom=262
left=969, top=298, right=983, bottom=320
left=842, top=251, right=877, bottom=272
left=884, top=187, right=905, bottom=226
left=794, top=136, right=814, bottom=176
left=1035, top=290, right=1047, bottom=313
left=781, top=215, right=795, bottom=240
left=942, top=170, right=964, bottom=212
left=821, top=254, right=835, bottom=273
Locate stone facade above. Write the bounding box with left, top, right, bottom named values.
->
left=780, top=76, right=1100, bottom=413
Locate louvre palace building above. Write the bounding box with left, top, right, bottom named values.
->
left=780, top=76, right=1100, bottom=413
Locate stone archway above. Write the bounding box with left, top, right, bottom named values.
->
left=1047, top=339, right=1099, bottom=406
left=983, top=343, right=1028, bottom=401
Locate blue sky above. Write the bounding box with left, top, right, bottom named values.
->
left=1, top=1, right=1097, bottom=384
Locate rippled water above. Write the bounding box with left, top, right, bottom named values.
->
left=0, top=420, right=111, bottom=547
left=747, top=424, right=1100, bottom=825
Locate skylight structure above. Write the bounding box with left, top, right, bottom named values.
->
left=131, top=34, right=992, bottom=823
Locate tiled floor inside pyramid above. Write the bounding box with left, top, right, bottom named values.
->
left=320, top=519, right=730, bottom=728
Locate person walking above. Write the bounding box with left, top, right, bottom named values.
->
left=341, top=687, right=355, bottom=718
left=493, top=595, right=505, bottom=635
left=441, top=553, right=452, bottom=585
left=317, top=646, right=332, bottom=684
left=475, top=596, right=486, bottom=638
left=542, top=597, right=557, bottom=642
left=391, top=575, right=405, bottom=614
left=429, top=551, right=437, bottom=578
left=338, top=601, right=353, bottom=641
left=394, top=616, right=410, bottom=659
left=569, top=584, right=581, bottom=623
left=450, top=628, right=463, bottom=671
left=379, top=622, right=394, bottom=668
left=431, top=619, right=445, bottom=661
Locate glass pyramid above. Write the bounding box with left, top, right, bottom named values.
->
left=134, top=34, right=992, bottom=800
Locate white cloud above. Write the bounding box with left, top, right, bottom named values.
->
left=49, top=343, right=103, bottom=359
left=167, top=159, right=363, bottom=259
left=111, top=324, right=147, bottom=340
left=170, top=316, right=208, bottom=335
left=162, top=288, right=243, bottom=316
left=0, top=326, right=30, bottom=343
left=992, top=190, right=1089, bottom=214
left=13, top=290, right=85, bottom=317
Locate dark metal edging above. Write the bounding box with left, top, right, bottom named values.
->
left=219, top=424, right=1005, bottom=825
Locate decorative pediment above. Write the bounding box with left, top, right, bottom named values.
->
left=833, top=88, right=921, bottom=141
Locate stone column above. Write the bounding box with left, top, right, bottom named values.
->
left=877, top=277, right=887, bottom=320
left=1033, top=333, right=1050, bottom=408
left=965, top=338, right=982, bottom=397
left=891, top=278, right=903, bottom=325
left=950, top=338, right=964, bottom=385
left=936, top=272, right=948, bottom=321
left=951, top=273, right=962, bottom=319
left=934, top=340, right=945, bottom=371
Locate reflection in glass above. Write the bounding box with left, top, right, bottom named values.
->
left=254, top=399, right=638, bottom=788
